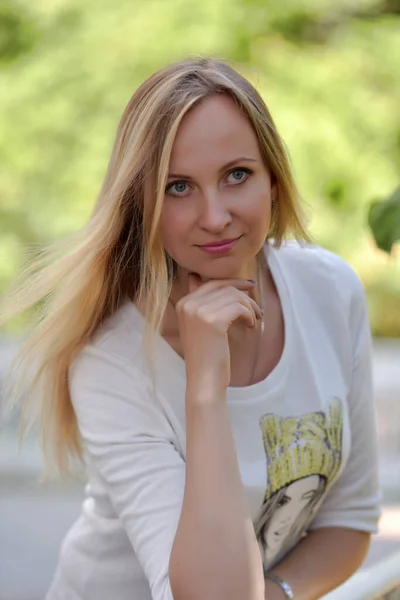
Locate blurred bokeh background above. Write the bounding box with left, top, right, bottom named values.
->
left=0, top=0, right=399, bottom=599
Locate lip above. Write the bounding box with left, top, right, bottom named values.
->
left=198, top=237, right=239, bottom=248
left=197, top=236, right=241, bottom=254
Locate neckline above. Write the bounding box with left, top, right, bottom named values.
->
left=124, top=241, right=292, bottom=401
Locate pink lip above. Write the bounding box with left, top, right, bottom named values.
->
left=198, top=237, right=241, bottom=254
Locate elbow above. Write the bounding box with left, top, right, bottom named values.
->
left=169, top=556, right=263, bottom=600
left=169, top=547, right=192, bottom=600
left=354, top=531, right=372, bottom=569
left=168, top=555, right=184, bottom=600
left=169, top=554, right=207, bottom=600
left=169, top=527, right=265, bottom=600
left=169, top=562, right=201, bottom=600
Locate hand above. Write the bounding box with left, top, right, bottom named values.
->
left=174, top=273, right=263, bottom=397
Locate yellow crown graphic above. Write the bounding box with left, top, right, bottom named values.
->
left=260, top=398, right=343, bottom=500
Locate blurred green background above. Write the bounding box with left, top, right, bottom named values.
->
left=1, top=0, right=399, bottom=336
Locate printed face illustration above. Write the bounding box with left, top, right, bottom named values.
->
left=255, top=399, right=344, bottom=570
left=262, top=474, right=321, bottom=555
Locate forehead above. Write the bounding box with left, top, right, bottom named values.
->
left=169, top=94, right=261, bottom=170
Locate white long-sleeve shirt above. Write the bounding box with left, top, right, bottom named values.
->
left=46, top=242, right=381, bottom=600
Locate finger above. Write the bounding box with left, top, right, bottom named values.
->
left=212, top=288, right=263, bottom=321
left=187, top=277, right=256, bottom=298
left=248, top=296, right=263, bottom=320
left=192, top=288, right=263, bottom=321
left=189, top=284, right=239, bottom=306
left=193, top=300, right=255, bottom=330
left=217, top=302, right=256, bottom=330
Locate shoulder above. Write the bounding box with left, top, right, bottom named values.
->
left=69, top=298, right=149, bottom=383
left=67, top=302, right=176, bottom=440
left=269, top=240, right=366, bottom=316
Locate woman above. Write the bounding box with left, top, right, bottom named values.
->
left=256, top=474, right=327, bottom=568
left=254, top=399, right=343, bottom=569
left=1, top=57, right=380, bottom=600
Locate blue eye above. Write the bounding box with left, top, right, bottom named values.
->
left=165, top=167, right=253, bottom=197
left=226, top=168, right=252, bottom=184
left=165, top=181, right=190, bottom=196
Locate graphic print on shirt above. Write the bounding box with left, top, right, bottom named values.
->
left=254, top=397, right=343, bottom=569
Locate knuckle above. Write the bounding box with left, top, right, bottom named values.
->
left=204, top=314, right=217, bottom=327
left=175, top=298, right=186, bottom=313
left=178, top=299, right=194, bottom=315
left=197, top=306, right=215, bottom=325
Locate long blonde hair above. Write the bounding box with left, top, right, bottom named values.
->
left=0, top=56, right=310, bottom=478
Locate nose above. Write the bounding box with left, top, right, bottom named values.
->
left=197, top=190, right=232, bottom=233
left=277, top=508, right=294, bottom=527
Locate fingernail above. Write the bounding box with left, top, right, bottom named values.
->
left=247, top=279, right=256, bottom=284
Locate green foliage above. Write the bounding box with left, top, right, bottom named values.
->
left=0, top=1, right=39, bottom=64
left=368, top=187, right=400, bottom=253
left=1, top=0, right=399, bottom=335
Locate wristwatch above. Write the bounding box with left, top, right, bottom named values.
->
left=264, top=571, right=295, bottom=599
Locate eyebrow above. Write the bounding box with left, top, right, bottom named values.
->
left=168, top=156, right=258, bottom=180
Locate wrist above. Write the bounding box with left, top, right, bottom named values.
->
left=264, top=578, right=286, bottom=600
left=185, top=380, right=227, bottom=405
left=264, top=572, right=294, bottom=600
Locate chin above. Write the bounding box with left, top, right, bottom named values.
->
left=196, top=258, right=246, bottom=280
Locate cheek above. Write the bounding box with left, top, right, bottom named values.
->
left=269, top=506, right=283, bottom=526
left=160, top=203, right=190, bottom=251
left=242, top=199, right=271, bottom=244
left=240, top=179, right=272, bottom=222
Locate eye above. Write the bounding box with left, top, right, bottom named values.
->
left=226, top=167, right=253, bottom=184
left=277, top=495, right=290, bottom=508
left=165, top=181, right=191, bottom=197
left=302, top=491, right=317, bottom=502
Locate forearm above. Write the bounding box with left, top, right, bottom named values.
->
left=265, top=527, right=371, bottom=600
left=169, top=385, right=265, bottom=600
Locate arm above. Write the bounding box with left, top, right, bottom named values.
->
left=264, top=527, right=370, bottom=600
left=169, top=275, right=265, bottom=600
left=69, top=347, right=188, bottom=600
left=307, top=262, right=381, bottom=534
left=71, top=349, right=263, bottom=600
left=264, top=260, right=380, bottom=599
left=69, top=277, right=266, bottom=600
left=169, top=388, right=264, bottom=600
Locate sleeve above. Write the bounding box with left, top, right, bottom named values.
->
left=69, top=345, right=185, bottom=600
left=308, top=259, right=381, bottom=534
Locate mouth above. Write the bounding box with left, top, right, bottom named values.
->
left=196, top=236, right=241, bottom=255
left=198, top=236, right=241, bottom=248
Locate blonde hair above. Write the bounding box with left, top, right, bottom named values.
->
left=0, top=56, right=310, bottom=478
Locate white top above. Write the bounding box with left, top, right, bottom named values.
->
left=46, top=242, right=381, bottom=600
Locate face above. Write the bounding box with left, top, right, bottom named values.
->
left=263, top=475, right=321, bottom=554
left=160, top=94, right=276, bottom=282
